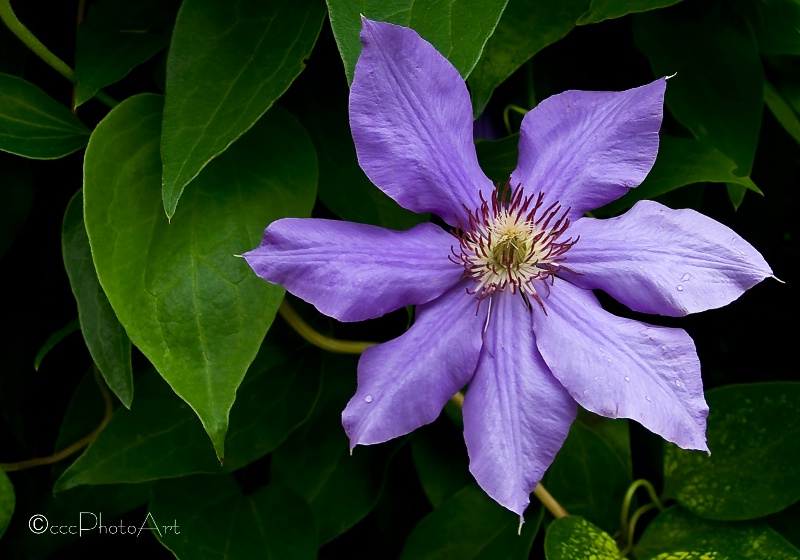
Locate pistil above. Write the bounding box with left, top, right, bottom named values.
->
left=450, top=182, right=579, bottom=308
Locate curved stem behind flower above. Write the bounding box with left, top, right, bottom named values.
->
left=278, top=300, right=376, bottom=354
left=1, top=366, right=113, bottom=472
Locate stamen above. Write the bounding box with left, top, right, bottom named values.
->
left=452, top=181, right=578, bottom=306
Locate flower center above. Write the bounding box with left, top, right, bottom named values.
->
left=450, top=183, right=579, bottom=308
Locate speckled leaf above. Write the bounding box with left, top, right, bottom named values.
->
left=576, top=0, right=682, bottom=25
left=0, top=73, right=90, bottom=159
left=400, top=484, right=542, bottom=560
left=468, top=0, right=587, bottom=117
left=75, top=0, right=180, bottom=106
left=664, top=383, right=800, bottom=521
left=62, top=191, right=133, bottom=407
left=326, top=0, right=509, bottom=84
left=635, top=506, right=800, bottom=560
left=634, top=12, right=763, bottom=176
left=54, top=345, right=320, bottom=491
left=151, top=475, right=316, bottom=560
left=83, top=94, right=317, bottom=457
left=161, top=0, right=325, bottom=217
left=271, top=353, right=395, bottom=544
left=0, top=468, right=13, bottom=538
left=596, top=136, right=761, bottom=217
left=546, top=422, right=631, bottom=534
left=544, top=516, right=620, bottom=560
left=648, top=553, right=744, bottom=560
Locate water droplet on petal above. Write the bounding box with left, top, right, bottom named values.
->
left=624, top=376, right=631, bottom=382
left=583, top=389, right=589, bottom=396
left=646, top=396, right=652, bottom=402
left=681, top=273, right=691, bottom=282
left=607, top=358, right=613, bottom=363
left=676, top=285, right=684, bottom=291
left=675, top=380, right=682, bottom=387
left=364, top=395, right=373, bottom=403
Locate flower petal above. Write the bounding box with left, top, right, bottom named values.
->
left=343, top=283, right=485, bottom=448
left=511, top=79, right=665, bottom=219
left=533, top=280, right=708, bottom=451
left=561, top=200, right=773, bottom=316
left=463, top=292, right=577, bottom=515
left=350, top=18, right=492, bottom=225
left=243, top=218, right=461, bottom=322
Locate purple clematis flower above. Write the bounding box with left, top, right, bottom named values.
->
left=244, top=18, right=772, bottom=516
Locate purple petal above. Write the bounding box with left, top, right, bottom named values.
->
left=533, top=280, right=708, bottom=451
left=562, top=200, right=773, bottom=316
left=350, top=18, right=492, bottom=226
left=243, top=219, right=461, bottom=322
left=463, top=292, right=576, bottom=515
left=511, top=79, right=665, bottom=219
left=343, top=283, right=485, bottom=447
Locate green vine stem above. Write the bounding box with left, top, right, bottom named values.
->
left=278, top=300, right=376, bottom=354
left=0, top=0, right=117, bottom=108
left=278, top=298, right=569, bottom=520
left=618, top=478, right=665, bottom=555
left=1, top=366, right=113, bottom=472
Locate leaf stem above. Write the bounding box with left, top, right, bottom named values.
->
left=618, top=478, right=664, bottom=555
left=1, top=366, right=113, bottom=472
left=278, top=300, right=376, bottom=354
left=0, top=0, right=117, bottom=108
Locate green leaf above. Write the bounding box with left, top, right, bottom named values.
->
left=160, top=0, right=325, bottom=217
left=295, top=75, right=428, bottom=230
left=0, top=153, right=32, bottom=258
left=410, top=420, right=472, bottom=509
left=726, top=183, right=747, bottom=210
left=747, top=0, right=800, bottom=56
left=6, top=370, right=150, bottom=556
left=84, top=94, right=317, bottom=458
left=595, top=136, right=761, bottom=217
left=764, top=80, right=800, bottom=146
left=648, top=553, right=745, bottom=560
left=33, top=318, right=80, bottom=371
left=0, top=468, right=13, bottom=539
left=150, top=475, right=316, bottom=560
left=62, top=191, right=133, bottom=407
left=475, top=133, right=519, bottom=184
left=468, top=0, right=587, bottom=117
left=75, top=0, right=181, bottom=106
left=400, top=484, right=542, bottom=560
left=54, top=344, right=320, bottom=491
left=576, top=0, right=683, bottom=25
left=635, top=506, right=800, bottom=560
left=634, top=12, right=763, bottom=176
left=326, top=0, right=509, bottom=85
left=271, top=353, right=395, bottom=544
left=544, top=516, right=620, bottom=559
left=664, top=383, right=800, bottom=521
left=546, top=421, right=632, bottom=534
left=766, top=502, right=800, bottom=549
left=0, top=73, right=90, bottom=159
